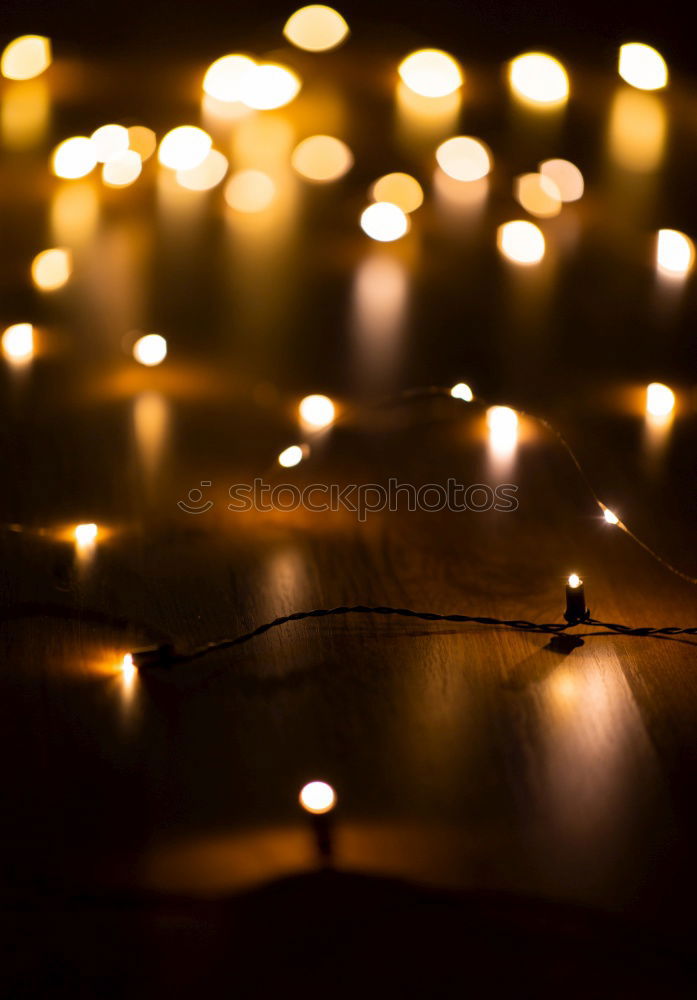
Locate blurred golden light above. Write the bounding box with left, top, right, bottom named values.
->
left=203, top=54, right=256, bottom=102
left=128, top=125, right=157, bottom=161
left=360, top=201, right=409, bottom=242
left=278, top=444, right=304, bottom=468
left=224, top=170, right=276, bottom=213
left=74, top=522, right=98, bottom=546
left=122, top=653, right=136, bottom=679
left=238, top=63, right=301, bottom=110
left=158, top=126, right=212, bottom=171
left=1, top=35, right=52, bottom=80
left=370, top=172, right=423, bottom=213
left=508, top=52, right=569, bottom=106
left=90, top=124, right=129, bottom=163
left=646, top=382, right=675, bottom=417
left=299, top=780, right=336, bottom=814
left=31, top=248, right=72, bottom=291
left=176, top=148, right=229, bottom=190
left=656, top=229, right=694, bottom=277
left=487, top=405, right=518, bottom=434
left=398, top=49, right=463, bottom=98
left=608, top=89, right=666, bottom=171
left=567, top=573, right=581, bottom=588
left=291, top=135, right=353, bottom=182
left=602, top=508, right=619, bottom=525
left=514, top=172, right=562, bottom=218
left=299, top=394, right=335, bottom=429
left=436, top=136, right=491, bottom=182
left=284, top=5, right=349, bottom=51
left=486, top=406, right=518, bottom=464
left=51, top=181, right=99, bottom=244
left=133, top=333, right=167, bottom=366
left=497, top=220, right=545, bottom=264
left=1, top=80, right=50, bottom=149
left=539, top=158, right=584, bottom=202
left=2, top=323, right=34, bottom=362
left=102, top=150, right=142, bottom=187
left=51, top=136, right=98, bottom=179
left=618, top=42, right=668, bottom=90
left=451, top=382, right=473, bottom=402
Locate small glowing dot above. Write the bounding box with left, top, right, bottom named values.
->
left=299, top=394, right=335, bottom=429
left=122, top=653, right=136, bottom=677
left=224, top=170, right=276, bottom=213
left=603, top=508, right=619, bottom=525
left=2, top=323, right=34, bottom=361
left=486, top=406, right=518, bottom=433
left=656, top=229, right=694, bottom=277
left=619, top=43, right=668, bottom=91
left=133, top=333, right=167, bottom=367
left=646, top=382, right=675, bottom=417
left=1, top=35, right=52, bottom=80
left=31, top=248, right=72, bottom=291
left=497, top=220, right=545, bottom=265
left=567, top=573, right=581, bottom=588
left=539, top=159, right=584, bottom=202
left=90, top=124, right=129, bottom=163
left=451, top=382, right=473, bottom=402
left=203, top=54, right=256, bottom=102
left=158, top=126, right=212, bottom=171
left=360, top=202, right=409, bottom=242
left=128, top=126, right=157, bottom=162
left=278, top=445, right=304, bottom=468
left=299, top=780, right=336, bottom=814
left=436, top=136, right=491, bottom=183
left=514, top=173, right=562, bottom=218
left=176, top=149, right=229, bottom=191
left=398, top=49, right=463, bottom=98
left=75, top=523, right=98, bottom=545
left=238, top=63, right=301, bottom=110
left=51, top=137, right=98, bottom=179
left=284, top=6, right=349, bottom=52
left=102, top=150, right=142, bottom=188
left=291, top=135, right=353, bottom=182
left=370, top=173, right=423, bottom=213
left=509, top=52, right=569, bottom=105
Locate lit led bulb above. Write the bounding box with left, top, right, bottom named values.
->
left=656, top=229, right=694, bottom=277
left=646, top=382, right=675, bottom=417
left=278, top=445, right=305, bottom=468
left=602, top=507, right=620, bottom=525
left=122, top=653, right=136, bottom=679
left=299, top=394, right=335, bottom=429
left=497, top=220, right=545, bottom=264
left=1, top=35, right=52, bottom=80
left=508, top=52, right=569, bottom=106
left=51, top=137, right=98, bottom=179
left=133, top=333, right=167, bottom=367
left=299, top=780, right=336, bottom=814
left=158, top=126, right=212, bottom=171
left=203, top=54, right=256, bottom=102
left=283, top=6, right=349, bottom=52
left=74, top=522, right=98, bottom=546
left=567, top=573, right=581, bottom=589
left=450, top=382, right=473, bottom=402
left=618, top=43, right=668, bottom=91
left=31, top=248, right=72, bottom=291
left=2, top=323, right=34, bottom=362
left=90, top=124, right=129, bottom=163
left=436, top=136, right=491, bottom=182
left=238, top=63, right=301, bottom=110
left=398, top=49, right=463, bottom=98
left=486, top=405, right=518, bottom=434
left=360, top=202, right=409, bottom=242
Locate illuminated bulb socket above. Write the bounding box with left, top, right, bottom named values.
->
left=564, top=577, right=590, bottom=624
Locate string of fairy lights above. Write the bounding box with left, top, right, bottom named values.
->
left=1, top=11, right=696, bottom=687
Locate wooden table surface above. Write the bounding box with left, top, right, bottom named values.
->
left=2, top=31, right=697, bottom=996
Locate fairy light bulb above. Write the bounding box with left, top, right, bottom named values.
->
left=370, top=173, right=423, bottom=213
left=133, top=334, right=167, bottom=367
left=497, top=220, right=545, bottom=264
left=398, top=49, right=463, bottom=98
left=646, top=382, right=675, bottom=417
left=90, top=124, right=129, bottom=163
left=299, top=394, right=335, bottom=429
left=51, top=137, right=98, bottom=179
left=450, top=382, right=473, bottom=402
left=539, top=159, right=584, bottom=202
left=360, top=202, right=409, bottom=242
left=436, top=136, right=491, bottom=182
left=656, top=229, right=694, bottom=277
left=2, top=323, right=34, bottom=362
left=31, top=248, right=72, bottom=291
left=283, top=6, right=349, bottom=52
left=74, top=522, right=98, bottom=547
left=618, top=43, right=668, bottom=91
left=564, top=573, right=588, bottom=623
left=508, top=52, right=569, bottom=106
left=158, top=126, right=212, bottom=171
left=299, top=781, right=336, bottom=814
left=122, top=653, right=136, bottom=679
left=278, top=445, right=305, bottom=468
left=1, top=35, right=52, bottom=80
left=603, top=508, right=620, bottom=525
left=203, top=54, right=256, bottom=102
left=238, top=63, right=301, bottom=110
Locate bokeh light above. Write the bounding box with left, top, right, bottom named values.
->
left=646, top=382, right=675, bottom=417
left=128, top=126, right=157, bottom=161
left=177, top=149, right=229, bottom=191
left=539, top=159, right=584, bottom=202
left=436, top=136, right=491, bottom=182
left=508, top=52, right=569, bottom=106
left=51, top=137, right=98, bottom=179
left=278, top=445, right=304, bottom=468
left=224, top=170, right=276, bottom=213
left=31, top=248, right=72, bottom=291
left=158, top=126, right=212, bottom=171
left=451, top=382, right=473, bottom=402
left=514, top=173, right=562, bottom=218
left=283, top=6, right=349, bottom=52
left=299, top=780, right=337, bottom=814
left=497, top=220, right=545, bottom=264
left=398, top=49, right=463, bottom=98
left=2, top=323, right=34, bottom=362
left=656, top=229, right=694, bottom=277
left=370, top=173, right=423, bottom=213
left=203, top=54, right=256, bottom=102
left=238, top=64, right=301, bottom=110
left=90, top=124, right=129, bottom=163
left=299, top=394, right=335, bottom=429
left=102, top=150, right=142, bottom=187
left=602, top=508, right=619, bottom=525
left=618, top=43, right=668, bottom=90
left=1, top=35, right=51, bottom=80
left=608, top=89, right=666, bottom=172
left=133, top=333, right=167, bottom=367
left=74, top=522, right=98, bottom=546
left=291, top=135, right=353, bottom=182
left=360, top=202, right=409, bottom=242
